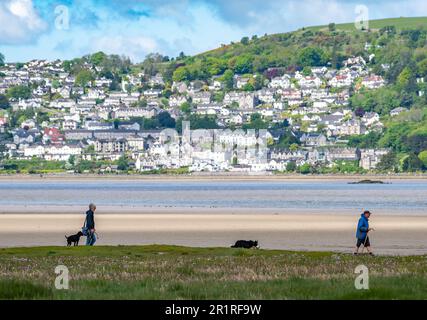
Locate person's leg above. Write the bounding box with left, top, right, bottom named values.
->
left=86, top=232, right=93, bottom=246
left=354, top=239, right=362, bottom=254
left=90, top=232, right=97, bottom=246
left=364, top=237, right=373, bottom=255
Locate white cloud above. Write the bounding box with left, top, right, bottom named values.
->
left=3, top=0, right=427, bottom=62
left=0, top=0, right=47, bottom=45
left=90, top=35, right=159, bottom=62
left=207, top=0, right=427, bottom=34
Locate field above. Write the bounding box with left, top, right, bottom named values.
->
left=306, top=16, right=427, bottom=32
left=1, top=245, right=427, bottom=300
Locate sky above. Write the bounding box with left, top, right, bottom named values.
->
left=0, top=0, right=427, bottom=63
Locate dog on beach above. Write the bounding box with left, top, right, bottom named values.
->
left=231, top=240, right=259, bottom=249
left=65, top=231, right=84, bottom=246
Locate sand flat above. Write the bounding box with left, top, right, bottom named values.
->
left=1, top=212, right=426, bottom=255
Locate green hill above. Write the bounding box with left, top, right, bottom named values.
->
left=154, top=16, right=427, bottom=172
left=307, top=16, right=427, bottom=32
left=167, top=16, right=427, bottom=85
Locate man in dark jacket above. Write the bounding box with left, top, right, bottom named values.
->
left=85, top=203, right=97, bottom=246
left=354, top=210, right=374, bottom=255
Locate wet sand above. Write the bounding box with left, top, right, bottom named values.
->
left=1, top=211, right=426, bottom=256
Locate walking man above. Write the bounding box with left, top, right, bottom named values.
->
left=85, top=203, right=97, bottom=246
left=354, top=210, right=374, bottom=255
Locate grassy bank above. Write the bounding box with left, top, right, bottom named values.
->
left=1, top=245, right=427, bottom=300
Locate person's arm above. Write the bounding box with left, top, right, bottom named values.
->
left=87, top=212, right=95, bottom=230
left=358, top=219, right=369, bottom=232
left=90, top=212, right=95, bottom=231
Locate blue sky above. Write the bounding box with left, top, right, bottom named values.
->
left=0, top=0, right=426, bottom=62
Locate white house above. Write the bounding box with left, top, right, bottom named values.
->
left=362, top=75, right=385, bottom=89
left=24, top=144, right=82, bottom=161
left=269, top=74, right=291, bottom=89
left=390, top=107, right=407, bottom=117
left=169, top=95, right=188, bottom=107
left=360, top=149, right=389, bottom=170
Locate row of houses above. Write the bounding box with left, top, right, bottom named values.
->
left=0, top=55, right=395, bottom=172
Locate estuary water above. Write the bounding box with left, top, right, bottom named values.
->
left=0, top=179, right=425, bottom=214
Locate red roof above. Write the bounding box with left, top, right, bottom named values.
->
left=44, top=128, right=64, bottom=143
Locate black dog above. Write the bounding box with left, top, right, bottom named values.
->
left=231, top=240, right=259, bottom=249
left=65, top=231, right=83, bottom=246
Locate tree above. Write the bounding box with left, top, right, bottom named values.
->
left=117, top=156, right=130, bottom=171
left=51, top=79, right=61, bottom=89
left=297, top=47, right=327, bottom=68
left=380, top=25, right=396, bottom=36
left=9, top=108, right=35, bottom=127
left=7, top=85, right=32, bottom=100
left=243, top=113, right=268, bottom=130
left=222, top=69, right=234, bottom=91
left=68, top=155, right=76, bottom=166
left=0, top=52, right=4, bottom=66
left=397, top=67, right=416, bottom=92
left=302, top=66, right=312, bottom=76
left=241, top=37, right=250, bottom=45
left=289, top=143, right=299, bottom=152
left=286, top=161, right=297, bottom=172
left=180, top=102, right=192, bottom=114
left=328, top=23, right=336, bottom=32
left=172, top=66, right=190, bottom=82
left=157, top=111, right=176, bottom=128
left=242, top=83, right=255, bottom=92
left=417, top=58, right=427, bottom=77
left=405, top=133, right=427, bottom=154
left=298, top=163, right=311, bottom=174
left=179, top=115, right=219, bottom=131
left=75, top=70, right=94, bottom=87
left=230, top=55, right=253, bottom=74
left=348, top=132, right=381, bottom=149
left=90, top=51, right=107, bottom=66
left=418, top=150, right=427, bottom=168
left=349, top=87, right=401, bottom=115
left=376, top=152, right=399, bottom=172
left=402, top=153, right=425, bottom=172
left=276, top=129, right=299, bottom=149
left=0, top=95, right=9, bottom=109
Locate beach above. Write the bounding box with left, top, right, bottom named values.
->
left=0, top=176, right=426, bottom=255
left=1, top=209, right=427, bottom=255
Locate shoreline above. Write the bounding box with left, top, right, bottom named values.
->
left=0, top=173, right=426, bottom=182
left=0, top=207, right=426, bottom=216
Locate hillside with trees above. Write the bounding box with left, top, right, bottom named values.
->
left=1, top=17, right=427, bottom=173
left=154, top=17, right=427, bottom=172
